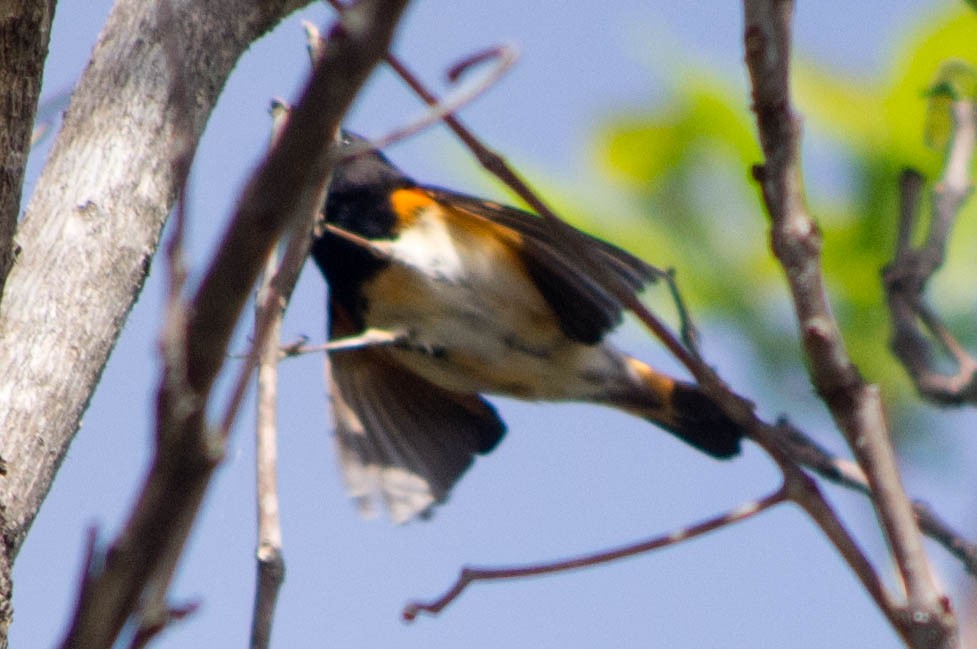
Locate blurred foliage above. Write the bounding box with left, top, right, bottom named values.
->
left=925, top=59, right=977, bottom=148
left=576, top=6, right=977, bottom=428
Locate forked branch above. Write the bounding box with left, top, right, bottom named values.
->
left=743, top=0, right=955, bottom=647
left=884, top=99, right=977, bottom=404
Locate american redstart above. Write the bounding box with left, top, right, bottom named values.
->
left=311, top=132, right=742, bottom=523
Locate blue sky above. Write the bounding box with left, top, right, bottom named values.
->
left=13, top=1, right=975, bottom=648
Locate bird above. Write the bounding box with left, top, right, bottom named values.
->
left=310, top=131, right=742, bottom=523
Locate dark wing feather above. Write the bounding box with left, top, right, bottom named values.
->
left=426, top=187, right=659, bottom=344
left=327, top=307, right=505, bottom=523
left=517, top=237, right=620, bottom=344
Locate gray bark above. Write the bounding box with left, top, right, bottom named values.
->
left=0, top=0, right=310, bottom=643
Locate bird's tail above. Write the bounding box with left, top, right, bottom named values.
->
left=614, top=357, right=743, bottom=459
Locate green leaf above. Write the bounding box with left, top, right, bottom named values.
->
left=924, top=59, right=977, bottom=148
left=926, top=59, right=977, bottom=99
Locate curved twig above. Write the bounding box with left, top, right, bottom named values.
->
left=403, top=487, right=787, bottom=621
left=374, top=45, right=517, bottom=150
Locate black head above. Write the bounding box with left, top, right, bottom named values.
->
left=329, top=130, right=414, bottom=199
left=324, top=130, right=415, bottom=238
left=315, top=131, right=416, bottom=329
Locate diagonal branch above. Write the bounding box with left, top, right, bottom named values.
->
left=743, top=1, right=955, bottom=647
left=57, top=2, right=409, bottom=647
left=775, top=419, right=977, bottom=576
left=0, top=0, right=313, bottom=572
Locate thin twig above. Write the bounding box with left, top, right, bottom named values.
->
left=403, top=487, right=787, bottom=621
left=215, top=197, right=318, bottom=441
left=277, top=329, right=406, bottom=356
left=743, top=1, right=955, bottom=647
left=323, top=223, right=393, bottom=258
left=127, top=602, right=199, bottom=649
left=250, top=245, right=286, bottom=649
left=780, top=455, right=899, bottom=618
left=772, top=418, right=977, bottom=577
left=249, top=102, right=290, bottom=649
left=372, top=45, right=517, bottom=150
left=657, top=267, right=704, bottom=359
left=311, top=20, right=518, bottom=154
left=737, top=416, right=901, bottom=628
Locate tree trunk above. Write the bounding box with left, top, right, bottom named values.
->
left=0, top=1, right=56, bottom=303
left=0, top=0, right=310, bottom=643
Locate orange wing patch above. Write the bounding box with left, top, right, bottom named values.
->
left=389, top=188, right=437, bottom=229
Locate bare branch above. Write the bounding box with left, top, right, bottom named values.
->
left=373, top=45, right=517, bottom=149
left=0, top=0, right=313, bottom=572
left=215, top=181, right=319, bottom=440
left=127, top=602, right=198, bottom=649
left=403, top=488, right=787, bottom=621
left=250, top=545, right=285, bottom=649
left=56, top=2, right=409, bottom=647
left=720, top=418, right=899, bottom=628
left=249, top=101, right=290, bottom=649
left=884, top=100, right=977, bottom=404
left=401, top=409, right=977, bottom=623
left=743, top=1, right=955, bottom=646
left=250, top=244, right=286, bottom=649
left=774, top=419, right=975, bottom=576
left=322, top=222, right=394, bottom=258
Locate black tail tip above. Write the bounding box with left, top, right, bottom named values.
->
left=668, top=383, right=744, bottom=459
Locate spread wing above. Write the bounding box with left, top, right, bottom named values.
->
left=326, top=304, right=505, bottom=523
left=425, top=186, right=659, bottom=345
